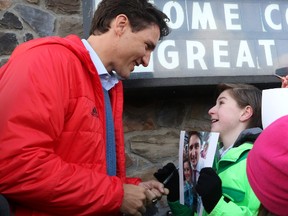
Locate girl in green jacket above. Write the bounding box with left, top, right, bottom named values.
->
left=155, top=83, right=262, bottom=216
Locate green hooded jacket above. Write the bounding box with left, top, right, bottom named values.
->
left=169, top=128, right=261, bottom=216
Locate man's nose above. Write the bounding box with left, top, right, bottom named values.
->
left=141, top=51, right=151, bottom=67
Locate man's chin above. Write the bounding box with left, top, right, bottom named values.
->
left=116, top=73, right=130, bottom=80
left=120, top=71, right=132, bottom=80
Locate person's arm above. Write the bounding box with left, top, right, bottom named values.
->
left=196, top=168, right=259, bottom=215
left=209, top=195, right=259, bottom=216
left=0, top=46, right=124, bottom=215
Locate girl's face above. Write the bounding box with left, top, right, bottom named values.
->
left=183, top=161, right=191, bottom=181
left=208, top=90, right=244, bottom=137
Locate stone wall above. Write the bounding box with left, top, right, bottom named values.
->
left=0, top=1, right=212, bottom=214
left=123, top=88, right=212, bottom=179
left=0, top=0, right=83, bottom=66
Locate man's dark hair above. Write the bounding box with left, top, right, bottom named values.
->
left=187, top=131, right=202, bottom=145
left=89, top=0, right=170, bottom=40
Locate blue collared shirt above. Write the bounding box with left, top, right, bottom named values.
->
left=81, top=39, right=119, bottom=91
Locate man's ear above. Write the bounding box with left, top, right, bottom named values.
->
left=240, top=105, right=253, bottom=122
left=114, top=14, right=129, bottom=36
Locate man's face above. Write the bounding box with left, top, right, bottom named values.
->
left=112, top=16, right=160, bottom=79
left=188, top=134, right=201, bottom=168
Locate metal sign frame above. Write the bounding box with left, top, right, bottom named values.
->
left=83, top=0, right=287, bottom=88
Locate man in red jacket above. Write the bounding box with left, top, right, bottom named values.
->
left=0, top=0, right=170, bottom=215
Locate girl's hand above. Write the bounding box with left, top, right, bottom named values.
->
left=281, top=75, right=288, bottom=88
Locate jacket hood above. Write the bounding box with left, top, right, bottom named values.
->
left=233, top=127, right=262, bottom=147
left=10, top=35, right=96, bottom=74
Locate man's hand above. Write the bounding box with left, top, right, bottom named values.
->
left=139, top=180, right=169, bottom=205
left=120, top=184, right=147, bottom=216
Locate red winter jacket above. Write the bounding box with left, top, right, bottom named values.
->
left=0, top=35, right=141, bottom=215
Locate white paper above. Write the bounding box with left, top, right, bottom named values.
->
left=179, top=131, right=185, bottom=205
left=262, top=88, right=288, bottom=129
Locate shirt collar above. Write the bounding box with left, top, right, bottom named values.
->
left=81, top=39, right=118, bottom=91
left=219, top=145, right=233, bottom=158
